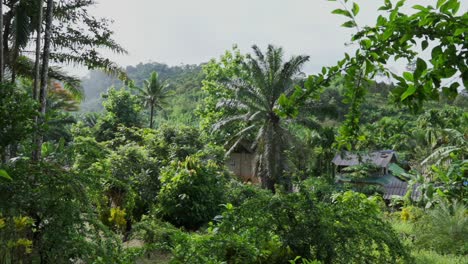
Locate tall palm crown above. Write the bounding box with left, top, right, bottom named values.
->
left=216, top=45, right=309, bottom=192
left=136, top=71, right=171, bottom=128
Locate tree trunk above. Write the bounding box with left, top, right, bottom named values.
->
left=33, top=0, right=43, bottom=101
left=0, top=0, right=4, bottom=82
left=150, top=104, right=154, bottom=129
left=2, top=10, right=12, bottom=71
left=32, top=0, right=44, bottom=161
left=34, top=0, right=53, bottom=161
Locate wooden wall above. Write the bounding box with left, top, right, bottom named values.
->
left=227, top=152, right=258, bottom=183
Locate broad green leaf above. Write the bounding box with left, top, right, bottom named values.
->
left=445, top=0, right=460, bottom=14
left=436, top=188, right=446, bottom=197
left=414, top=58, right=427, bottom=79
left=361, top=39, right=372, bottom=49
left=413, top=5, right=428, bottom=12
left=0, top=170, right=12, bottom=181
left=400, top=85, right=417, bottom=101
left=342, top=21, right=356, bottom=28
left=442, top=83, right=459, bottom=100
left=332, top=9, right=352, bottom=18
left=421, top=40, right=429, bottom=50
left=437, top=0, right=447, bottom=8
left=382, top=27, right=394, bottom=40
left=365, top=59, right=375, bottom=75
left=454, top=28, right=466, bottom=36
left=352, top=2, right=360, bottom=16
left=431, top=46, right=442, bottom=59
left=403, top=72, right=414, bottom=82
left=377, top=15, right=387, bottom=26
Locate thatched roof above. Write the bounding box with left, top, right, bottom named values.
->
left=332, top=150, right=397, bottom=168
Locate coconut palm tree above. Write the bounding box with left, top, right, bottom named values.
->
left=134, top=71, right=171, bottom=129
left=214, top=45, right=310, bottom=192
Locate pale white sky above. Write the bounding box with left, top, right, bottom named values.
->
left=70, top=0, right=466, bottom=77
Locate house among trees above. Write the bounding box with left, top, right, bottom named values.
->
left=332, top=150, right=420, bottom=200
left=226, top=142, right=258, bottom=184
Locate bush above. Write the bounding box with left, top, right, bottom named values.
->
left=132, top=215, right=183, bottom=247
left=414, top=201, right=467, bottom=255
left=0, top=160, right=124, bottom=263
left=157, top=156, right=227, bottom=230
left=324, top=191, right=410, bottom=263
left=224, top=180, right=271, bottom=207
left=144, top=125, right=204, bottom=164
left=171, top=190, right=411, bottom=263
left=0, top=83, right=36, bottom=155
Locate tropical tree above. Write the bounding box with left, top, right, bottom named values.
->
left=33, top=0, right=53, bottom=161
left=214, top=45, right=309, bottom=192
left=133, top=71, right=171, bottom=129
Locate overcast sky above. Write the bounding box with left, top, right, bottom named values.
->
left=72, top=0, right=465, bottom=77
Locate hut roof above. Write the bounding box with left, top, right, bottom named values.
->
left=229, top=140, right=255, bottom=153
left=337, top=174, right=421, bottom=200
left=332, top=150, right=397, bottom=168
left=383, top=180, right=421, bottom=201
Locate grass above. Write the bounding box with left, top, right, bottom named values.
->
left=413, top=250, right=468, bottom=264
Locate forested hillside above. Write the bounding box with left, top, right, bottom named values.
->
left=81, top=62, right=204, bottom=125
left=0, top=0, right=466, bottom=263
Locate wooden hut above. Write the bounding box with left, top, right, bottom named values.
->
left=226, top=141, right=258, bottom=183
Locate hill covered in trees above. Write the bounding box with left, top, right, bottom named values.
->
left=81, top=62, right=204, bottom=125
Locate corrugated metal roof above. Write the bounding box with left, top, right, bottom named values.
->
left=337, top=173, right=421, bottom=201
left=332, top=150, right=397, bottom=168
left=383, top=180, right=421, bottom=201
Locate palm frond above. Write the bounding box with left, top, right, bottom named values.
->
left=212, top=114, right=250, bottom=131
left=422, top=146, right=461, bottom=166
left=12, top=0, right=33, bottom=50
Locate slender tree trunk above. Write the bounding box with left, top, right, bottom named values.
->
left=2, top=10, right=12, bottom=71
left=150, top=104, right=154, bottom=129
left=34, top=0, right=53, bottom=161
left=32, top=0, right=44, bottom=161
left=0, top=1, right=4, bottom=82
left=33, top=0, right=43, bottom=100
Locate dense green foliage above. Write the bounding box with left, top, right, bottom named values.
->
left=158, top=156, right=227, bottom=230
left=0, top=0, right=466, bottom=263
left=81, top=63, right=204, bottom=125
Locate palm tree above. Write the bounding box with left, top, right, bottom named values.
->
left=214, top=45, right=310, bottom=192
left=133, top=71, right=171, bottom=129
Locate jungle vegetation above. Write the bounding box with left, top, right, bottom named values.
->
left=0, top=0, right=466, bottom=263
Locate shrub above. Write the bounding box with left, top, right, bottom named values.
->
left=0, top=160, right=124, bottom=263
left=157, top=156, right=227, bottom=230
left=324, top=191, right=411, bottom=263
left=171, top=190, right=411, bottom=263
left=109, top=207, right=127, bottom=231
left=132, top=215, right=183, bottom=247
left=144, top=125, right=203, bottom=164
left=414, top=201, right=467, bottom=255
